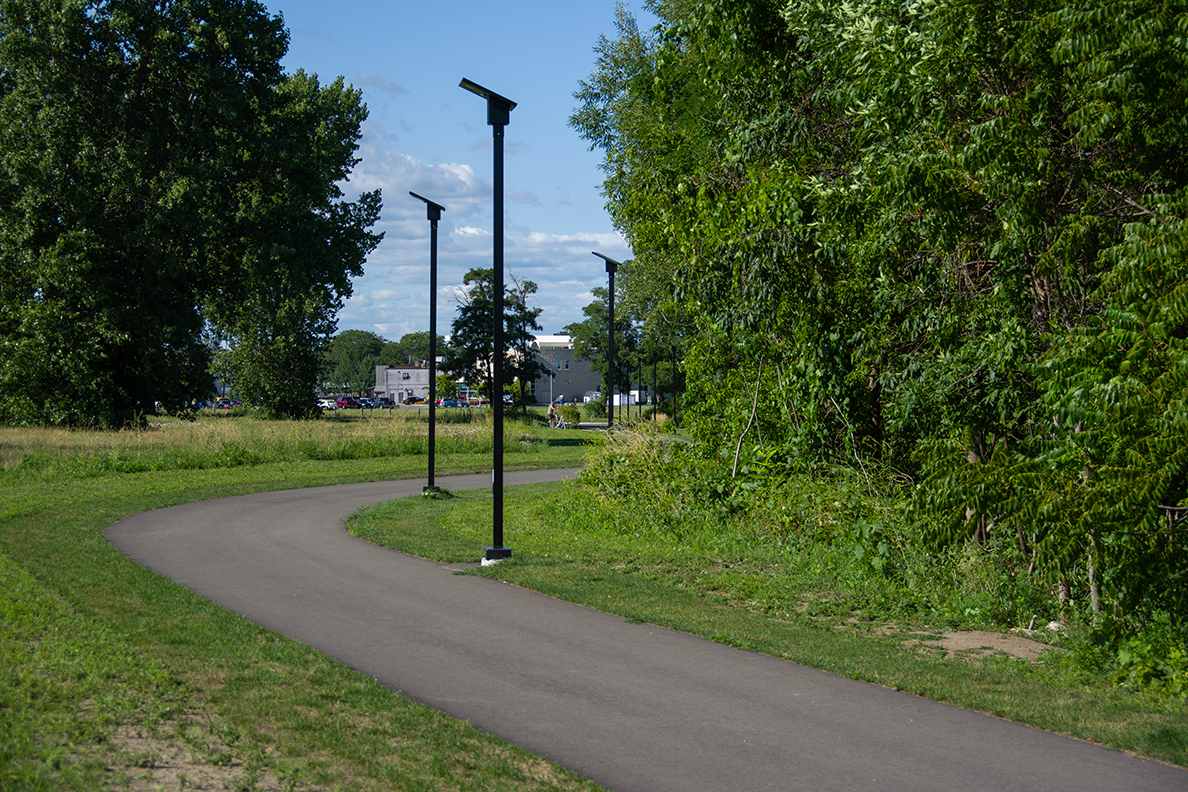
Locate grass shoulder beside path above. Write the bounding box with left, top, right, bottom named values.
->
left=349, top=483, right=1188, bottom=770
left=1, top=422, right=606, bottom=792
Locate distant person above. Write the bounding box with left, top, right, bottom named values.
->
left=547, top=401, right=557, bottom=428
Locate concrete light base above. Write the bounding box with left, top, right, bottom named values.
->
left=483, top=547, right=512, bottom=567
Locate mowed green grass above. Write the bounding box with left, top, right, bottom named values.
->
left=0, top=418, right=604, bottom=791
left=350, top=484, right=1188, bottom=770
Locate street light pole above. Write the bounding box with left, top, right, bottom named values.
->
left=652, top=348, right=657, bottom=422
left=410, top=191, right=444, bottom=494
left=461, top=78, right=516, bottom=564
left=638, top=357, right=643, bottom=420
left=592, top=252, right=622, bottom=429
left=672, top=344, right=678, bottom=426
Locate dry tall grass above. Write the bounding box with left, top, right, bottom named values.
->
left=0, top=412, right=533, bottom=478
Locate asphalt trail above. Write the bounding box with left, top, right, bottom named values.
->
left=107, top=469, right=1186, bottom=792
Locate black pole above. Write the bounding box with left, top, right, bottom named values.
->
left=428, top=216, right=438, bottom=488
left=638, top=357, right=643, bottom=420
left=461, top=78, right=515, bottom=563
left=652, top=348, right=657, bottom=421
left=592, top=252, right=621, bottom=429
left=671, top=344, right=678, bottom=426
left=492, top=117, right=506, bottom=551
left=607, top=265, right=614, bottom=429
left=410, top=191, right=444, bottom=494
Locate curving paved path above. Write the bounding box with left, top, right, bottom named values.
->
left=107, top=470, right=1185, bottom=792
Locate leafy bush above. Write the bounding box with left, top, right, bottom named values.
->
left=570, top=427, right=1063, bottom=633
left=1113, top=613, right=1188, bottom=700
left=585, top=396, right=607, bottom=419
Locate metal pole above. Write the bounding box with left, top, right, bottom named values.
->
left=652, top=348, right=657, bottom=421
left=427, top=216, right=438, bottom=491
left=607, top=264, right=615, bottom=429
left=491, top=117, right=506, bottom=551
left=638, top=358, right=642, bottom=420
left=461, top=78, right=515, bottom=563
left=410, top=192, right=444, bottom=494
left=671, top=344, right=677, bottom=426
left=592, top=252, right=622, bottom=430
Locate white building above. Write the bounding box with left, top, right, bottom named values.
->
left=374, top=365, right=434, bottom=402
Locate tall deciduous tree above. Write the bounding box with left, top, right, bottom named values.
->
left=324, top=329, right=385, bottom=395
left=0, top=0, right=381, bottom=425
left=505, top=275, right=546, bottom=407
left=562, top=280, right=641, bottom=402
left=445, top=268, right=545, bottom=404
left=380, top=331, right=448, bottom=368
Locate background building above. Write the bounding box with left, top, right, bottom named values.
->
left=374, top=365, right=433, bottom=402
left=531, top=335, right=601, bottom=405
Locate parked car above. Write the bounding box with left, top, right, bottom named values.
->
left=439, top=398, right=465, bottom=408
left=317, top=398, right=337, bottom=410
left=377, top=397, right=395, bottom=408
left=335, top=395, right=360, bottom=408
left=403, top=395, right=425, bottom=405
left=215, top=397, right=241, bottom=409
left=358, top=397, right=376, bottom=409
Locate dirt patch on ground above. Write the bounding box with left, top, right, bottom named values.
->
left=907, top=629, right=1062, bottom=662
left=107, top=720, right=315, bottom=792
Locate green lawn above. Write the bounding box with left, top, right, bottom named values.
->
left=0, top=419, right=604, bottom=791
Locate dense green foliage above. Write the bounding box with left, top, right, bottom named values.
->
left=381, top=330, right=449, bottom=369
left=564, top=280, right=640, bottom=398
left=572, top=0, right=1188, bottom=680
left=324, top=329, right=386, bottom=394
left=0, top=0, right=382, bottom=425
left=569, top=426, right=1187, bottom=704
left=564, top=268, right=685, bottom=412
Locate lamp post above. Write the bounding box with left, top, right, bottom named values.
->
left=591, top=252, right=621, bottom=429
left=638, top=357, right=643, bottom=420
left=652, top=348, right=657, bottom=421
left=410, top=191, right=444, bottom=494
left=672, top=344, right=678, bottom=425
left=460, top=78, right=516, bottom=564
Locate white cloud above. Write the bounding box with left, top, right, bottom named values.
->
left=332, top=141, right=630, bottom=341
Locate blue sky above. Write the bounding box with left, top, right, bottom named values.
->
left=270, top=1, right=657, bottom=342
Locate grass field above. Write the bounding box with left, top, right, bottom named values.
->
left=2, top=414, right=1185, bottom=791
left=0, top=415, right=604, bottom=791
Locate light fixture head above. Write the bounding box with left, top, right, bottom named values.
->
left=409, top=191, right=445, bottom=221
left=592, top=251, right=621, bottom=274
left=459, top=78, right=516, bottom=126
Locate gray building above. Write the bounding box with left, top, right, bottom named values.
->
left=531, top=335, right=601, bottom=405
left=374, top=365, right=434, bottom=402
